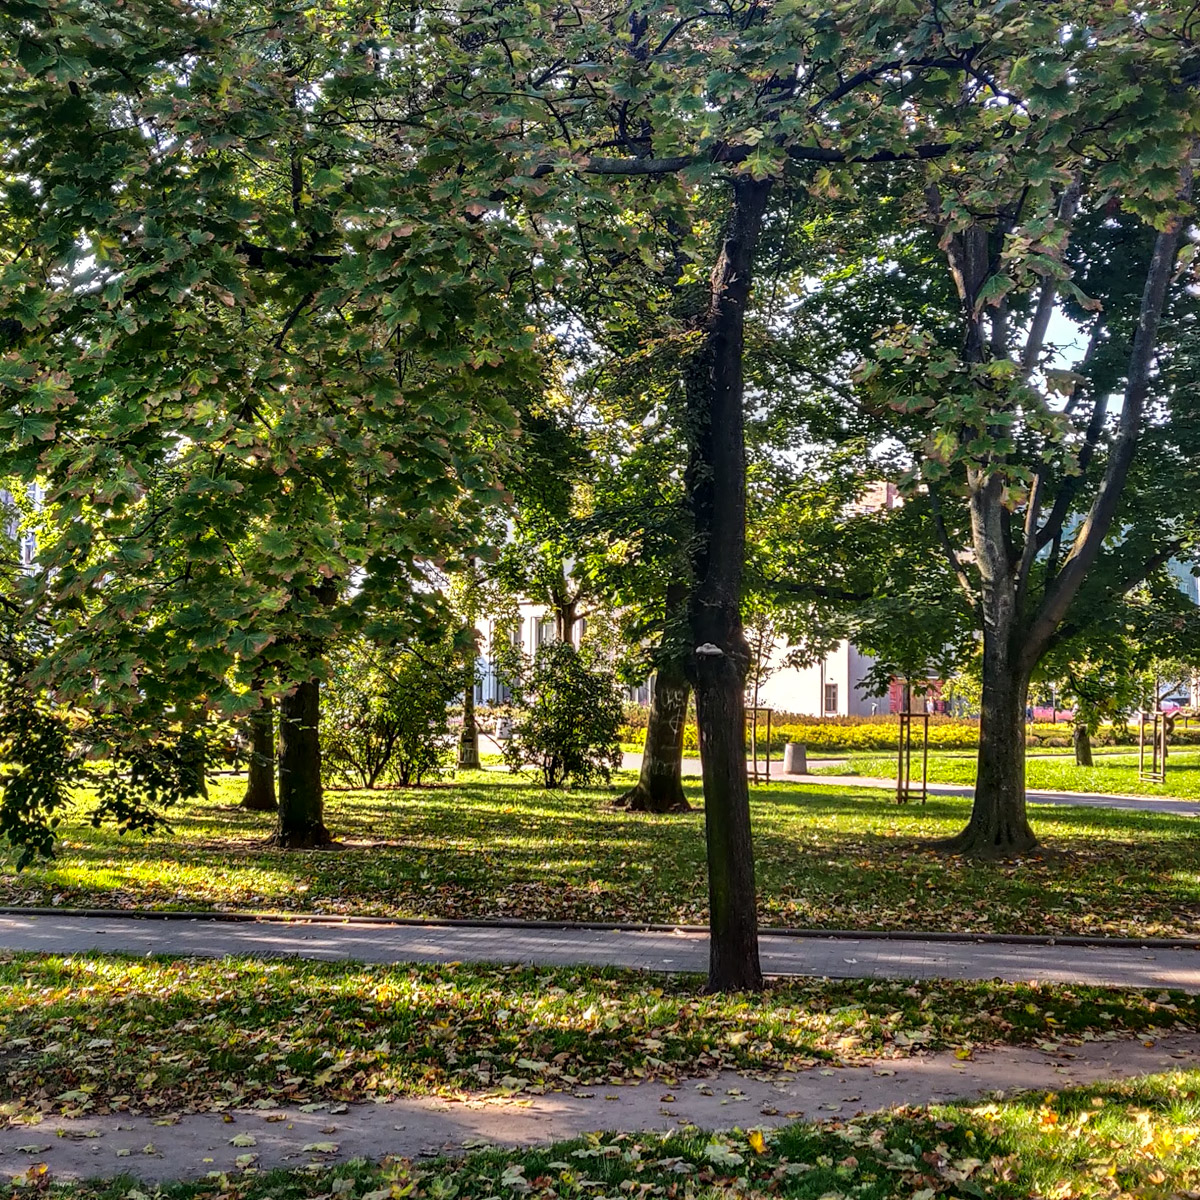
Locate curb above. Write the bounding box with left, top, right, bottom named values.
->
left=1, top=906, right=1198, bottom=952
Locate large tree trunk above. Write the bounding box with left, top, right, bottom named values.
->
left=274, top=678, right=332, bottom=848
left=683, top=176, right=771, bottom=993
left=619, top=660, right=691, bottom=813
left=940, top=622, right=1037, bottom=857
left=1073, top=723, right=1093, bottom=767
left=241, top=693, right=277, bottom=812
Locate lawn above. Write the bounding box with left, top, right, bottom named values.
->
left=1, top=952, right=1196, bottom=1126
left=825, top=748, right=1200, bottom=799
left=3, top=771, right=1200, bottom=938
left=23, top=1069, right=1200, bottom=1199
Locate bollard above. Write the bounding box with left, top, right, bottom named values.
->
left=783, top=742, right=808, bottom=775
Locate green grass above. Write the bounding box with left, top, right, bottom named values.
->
left=4, top=771, right=1200, bottom=937
left=22, top=1070, right=1200, bottom=1198
left=826, top=748, right=1200, bottom=799
left=1, top=952, right=1197, bottom=1125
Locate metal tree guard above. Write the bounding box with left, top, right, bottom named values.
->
left=746, top=706, right=774, bottom=784
left=897, top=702, right=929, bottom=805
left=1139, top=710, right=1170, bottom=784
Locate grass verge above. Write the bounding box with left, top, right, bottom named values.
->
left=16, top=1070, right=1200, bottom=1198
left=1, top=953, right=1197, bottom=1127
left=826, top=748, right=1200, bottom=800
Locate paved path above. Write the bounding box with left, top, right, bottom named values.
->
left=4, top=1036, right=1198, bottom=1181
left=784, top=773, right=1200, bottom=815
left=4, top=913, right=1200, bottom=991
left=618, top=750, right=1200, bottom=812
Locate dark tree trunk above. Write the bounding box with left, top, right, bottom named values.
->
left=180, top=703, right=209, bottom=800
left=242, top=693, right=277, bottom=812
left=458, top=654, right=481, bottom=770
left=274, top=678, right=332, bottom=848
left=683, top=176, right=771, bottom=993
left=1074, top=723, right=1093, bottom=767
left=939, top=622, right=1037, bottom=857
left=619, top=660, right=691, bottom=813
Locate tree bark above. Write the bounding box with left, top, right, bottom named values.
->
left=619, top=660, right=691, bottom=813
left=179, top=702, right=209, bottom=800
left=458, top=652, right=481, bottom=770
left=683, top=176, right=771, bottom=992
left=1074, top=723, right=1093, bottom=767
left=938, top=623, right=1037, bottom=857
left=274, top=678, right=332, bottom=848
left=241, top=692, right=277, bottom=812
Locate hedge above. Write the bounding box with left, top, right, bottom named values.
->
left=618, top=712, right=1200, bottom=755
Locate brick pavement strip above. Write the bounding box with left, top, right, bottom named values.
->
left=2, top=914, right=1200, bottom=991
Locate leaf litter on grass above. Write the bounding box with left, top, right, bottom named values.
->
left=3, top=772, right=1200, bottom=940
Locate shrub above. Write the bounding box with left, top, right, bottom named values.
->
left=504, top=641, right=624, bottom=788
left=321, top=640, right=457, bottom=788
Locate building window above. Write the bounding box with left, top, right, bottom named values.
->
left=536, top=617, right=555, bottom=647
left=823, top=682, right=838, bottom=714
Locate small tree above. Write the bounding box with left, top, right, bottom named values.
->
left=504, top=641, right=624, bottom=788
left=321, top=642, right=456, bottom=789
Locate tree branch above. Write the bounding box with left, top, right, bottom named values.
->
left=1022, top=156, right=1194, bottom=668
left=927, top=482, right=979, bottom=618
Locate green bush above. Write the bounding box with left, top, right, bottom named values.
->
left=321, top=640, right=457, bottom=788
left=504, top=641, right=624, bottom=788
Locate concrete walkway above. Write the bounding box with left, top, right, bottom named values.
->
left=5, top=1036, right=1197, bottom=1181
left=4, top=913, right=1200, bottom=991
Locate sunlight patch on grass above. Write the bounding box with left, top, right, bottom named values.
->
left=2, top=772, right=1199, bottom=936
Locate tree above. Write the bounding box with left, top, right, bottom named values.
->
left=472, top=0, right=1113, bottom=983
left=0, top=0, right=544, bottom=850
left=754, top=16, right=1198, bottom=855
left=1043, top=568, right=1200, bottom=764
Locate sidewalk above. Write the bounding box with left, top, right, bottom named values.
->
left=3, top=913, right=1200, bottom=991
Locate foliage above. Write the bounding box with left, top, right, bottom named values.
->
left=0, top=0, right=544, bottom=838
left=0, top=652, right=214, bottom=865
left=0, top=656, right=78, bottom=866
left=321, top=641, right=456, bottom=789
left=5, top=773, right=1200, bottom=939
left=504, top=642, right=624, bottom=788
left=622, top=715, right=989, bottom=754
left=4, top=952, right=1200, bottom=1125
left=1040, top=570, right=1200, bottom=735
